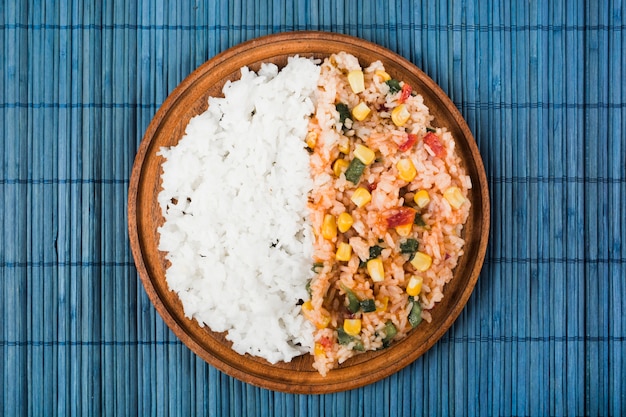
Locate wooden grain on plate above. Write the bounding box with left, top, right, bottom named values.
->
left=127, top=31, right=490, bottom=394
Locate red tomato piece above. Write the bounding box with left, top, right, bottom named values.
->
left=398, top=133, right=418, bottom=152
left=423, top=132, right=446, bottom=158
left=319, top=336, right=333, bottom=349
left=385, top=207, right=416, bottom=228
left=399, top=83, right=412, bottom=103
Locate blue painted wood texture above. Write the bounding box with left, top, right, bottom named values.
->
left=1, top=0, right=625, bottom=415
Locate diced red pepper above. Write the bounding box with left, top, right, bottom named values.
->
left=398, top=133, right=418, bottom=152
left=384, top=207, right=416, bottom=228
left=367, top=181, right=377, bottom=192
left=423, top=132, right=446, bottom=158
left=399, top=83, right=412, bottom=103
left=319, top=336, right=333, bottom=349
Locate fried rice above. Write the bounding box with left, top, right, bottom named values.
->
left=303, top=52, right=471, bottom=376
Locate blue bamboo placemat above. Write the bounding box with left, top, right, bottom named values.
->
left=1, top=0, right=625, bottom=415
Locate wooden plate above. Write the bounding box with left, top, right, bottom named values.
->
left=128, top=32, right=490, bottom=394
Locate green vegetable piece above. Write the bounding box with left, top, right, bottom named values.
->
left=426, top=127, right=436, bottom=133
left=360, top=299, right=376, bottom=313
left=382, top=321, right=398, bottom=347
left=337, top=327, right=353, bottom=345
left=413, top=213, right=426, bottom=227
left=335, top=103, right=351, bottom=125
left=305, top=279, right=312, bottom=297
left=345, top=158, right=366, bottom=183
left=337, top=327, right=365, bottom=352
left=385, top=79, right=401, bottom=94
left=400, top=238, right=419, bottom=255
left=408, top=296, right=422, bottom=328
left=311, top=262, right=323, bottom=273
left=369, top=245, right=384, bottom=259
left=337, top=327, right=364, bottom=351
left=342, top=285, right=361, bottom=314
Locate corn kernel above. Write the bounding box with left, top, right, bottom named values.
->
left=305, top=131, right=317, bottom=149
left=302, top=301, right=331, bottom=329
left=321, top=214, right=337, bottom=240
left=338, top=137, right=350, bottom=154
left=337, top=212, right=354, bottom=233
left=347, top=70, right=365, bottom=94
left=410, top=251, right=432, bottom=272
left=406, top=275, right=423, bottom=297
left=396, top=158, right=417, bottom=182
left=414, top=189, right=430, bottom=208
left=301, top=300, right=314, bottom=322
left=375, top=69, right=391, bottom=81
left=443, top=186, right=466, bottom=209
left=367, top=258, right=385, bottom=282
left=333, top=158, right=350, bottom=177
left=391, top=104, right=411, bottom=126
left=316, top=314, right=331, bottom=329
left=336, top=242, right=352, bottom=262
left=350, top=187, right=372, bottom=208
left=351, top=102, right=371, bottom=121
left=343, top=318, right=362, bottom=336
left=395, top=223, right=412, bottom=237
left=314, top=343, right=326, bottom=356
left=376, top=296, right=389, bottom=312
left=353, top=144, right=376, bottom=165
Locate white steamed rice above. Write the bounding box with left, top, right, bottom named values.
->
left=157, top=57, right=320, bottom=363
